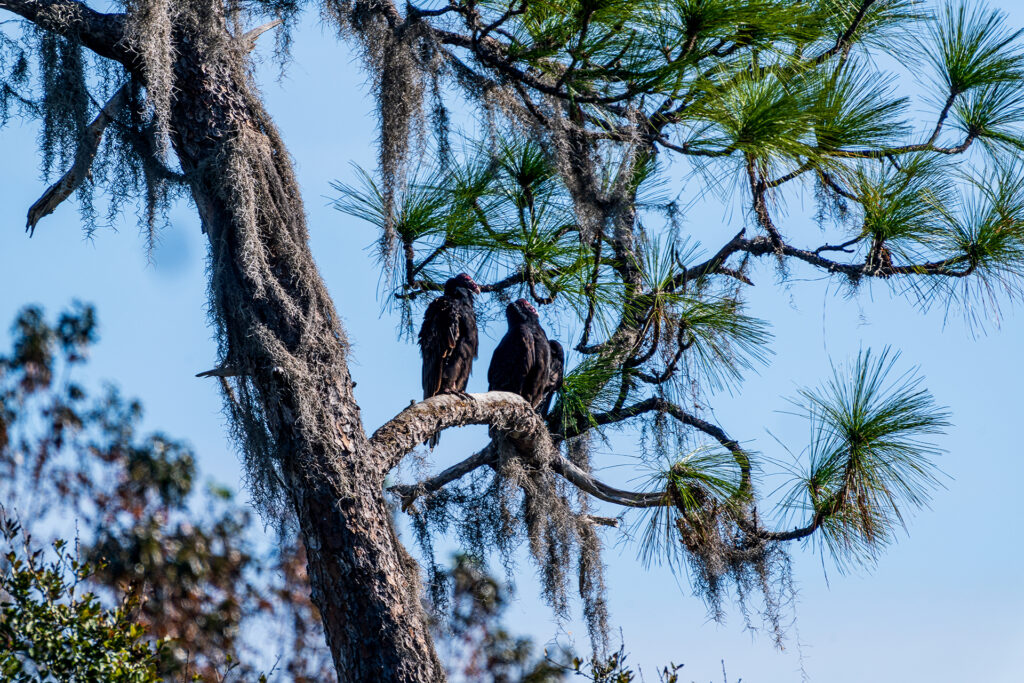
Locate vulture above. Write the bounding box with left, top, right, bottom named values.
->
left=419, top=273, right=481, bottom=447
left=539, top=339, right=564, bottom=418
left=488, top=299, right=551, bottom=409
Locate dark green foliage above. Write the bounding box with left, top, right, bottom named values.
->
left=0, top=518, right=164, bottom=683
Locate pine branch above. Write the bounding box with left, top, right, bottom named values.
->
left=811, top=0, right=878, bottom=64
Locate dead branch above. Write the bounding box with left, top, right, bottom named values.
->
left=239, top=19, right=283, bottom=53
left=26, top=84, right=129, bottom=235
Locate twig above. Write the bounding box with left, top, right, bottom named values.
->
left=239, top=19, right=283, bottom=52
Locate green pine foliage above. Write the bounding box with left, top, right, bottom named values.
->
left=331, top=0, right=1022, bottom=640
left=782, top=348, right=949, bottom=567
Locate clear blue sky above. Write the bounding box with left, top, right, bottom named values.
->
left=2, top=6, right=1023, bottom=681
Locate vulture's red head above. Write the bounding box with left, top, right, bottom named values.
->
left=508, top=298, right=538, bottom=323
left=445, top=273, right=481, bottom=296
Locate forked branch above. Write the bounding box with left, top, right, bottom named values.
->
left=370, top=391, right=554, bottom=474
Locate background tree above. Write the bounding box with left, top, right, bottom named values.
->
left=0, top=303, right=335, bottom=681
left=2, top=0, right=1024, bottom=681
left=0, top=520, right=164, bottom=683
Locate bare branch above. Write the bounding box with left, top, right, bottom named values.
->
left=582, top=514, right=619, bottom=527
left=746, top=158, right=785, bottom=252
left=388, top=436, right=666, bottom=513
left=26, top=84, right=129, bottom=235
left=239, top=18, right=283, bottom=52
left=195, top=364, right=245, bottom=378
left=814, top=236, right=863, bottom=255
left=736, top=235, right=977, bottom=278
left=388, top=444, right=499, bottom=511
left=547, top=455, right=665, bottom=508
left=374, top=391, right=670, bottom=509
left=667, top=229, right=749, bottom=291
left=378, top=396, right=837, bottom=546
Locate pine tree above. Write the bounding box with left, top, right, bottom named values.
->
left=2, top=0, right=1024, bottom=680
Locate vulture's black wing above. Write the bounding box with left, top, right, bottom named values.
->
left=488, top=324, right=532, bottom=397
left=539, top=340, right=564, bottom=417
left=521, top=322, right=551, bottom=408
left=445, top=297, right=478, bottom=394
left=419, top=295, right=460, bottom=400
left=419, top=295, right=479, bottom=448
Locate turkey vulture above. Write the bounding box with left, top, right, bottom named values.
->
left=539, top=340, right=564, bottom=418
left=419, top=273, right=481, bottom=447
left=488, top=299, right=551, bottom=409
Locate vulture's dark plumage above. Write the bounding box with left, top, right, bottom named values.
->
left=539, top=339, right=564, bottom=418
left=488, top=299, right=551, bottom=409
left=419, top=273, right=481, bottom=447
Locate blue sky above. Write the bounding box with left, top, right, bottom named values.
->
left=2, top=5, right=1023, bottom=681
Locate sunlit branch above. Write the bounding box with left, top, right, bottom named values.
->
left=379, top=394, right=848, bottom=546
left=388, top=444, right=499, bottom=511
left=239, top=18, right=283, bottom=52
left=26, top=84, right=129, bottom=235
left=370, top=391, right=553, bottom=473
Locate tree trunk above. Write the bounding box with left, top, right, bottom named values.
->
left=165, top=19, right=443, bottom=683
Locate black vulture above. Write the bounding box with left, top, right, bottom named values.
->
left=488, top=298, right=551, bottom=409
left=419, top=273, right=481, bottom=447
left=539, top=339, right=564, bottom=418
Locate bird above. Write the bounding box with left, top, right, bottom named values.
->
left=419, top=273, right=481, bottom=447
left=538, top=339, right=564, bottom=419
left=488, top=298, right=551, bottom=410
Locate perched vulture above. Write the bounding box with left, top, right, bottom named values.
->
left=419, top=273, right=481, bottom=447
left=488, top=299, right=551, bottom=409
left=539, top=339, right=564, bottom=418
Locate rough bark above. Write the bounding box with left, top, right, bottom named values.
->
left=162, top=12, right=444, bottom=683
